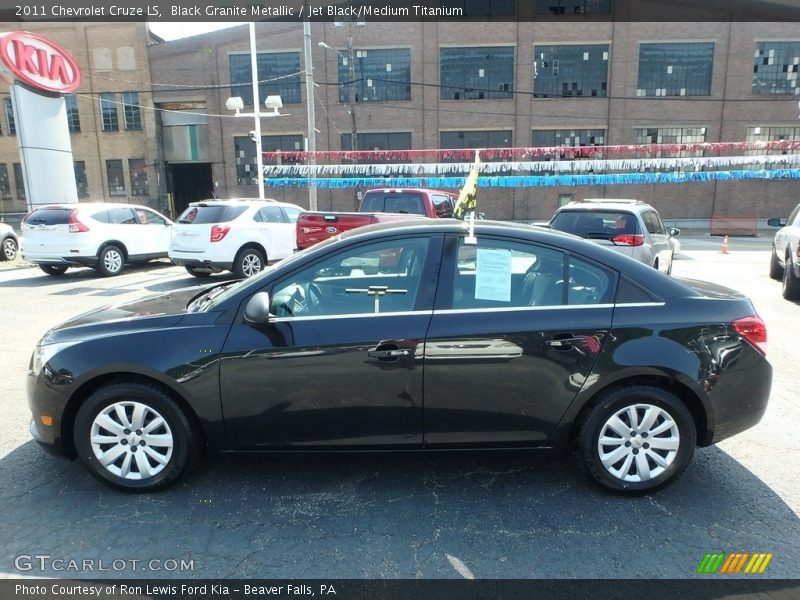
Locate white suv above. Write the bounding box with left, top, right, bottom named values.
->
left=21, top=203, right=173, bottom=276
left=169, top=200, right=303, bottom=278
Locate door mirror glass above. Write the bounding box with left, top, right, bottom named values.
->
left=668, top=227, right=681, bottom=237
left=244, top=292, right=272, bottom=324
left=767, top=218, right=786, bottom=227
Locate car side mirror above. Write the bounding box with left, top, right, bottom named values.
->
left=244, top=291, right=272, bottom=324
left=669, top=227, right=681, bottom=237
left=767, top=218, right=786, bottom=227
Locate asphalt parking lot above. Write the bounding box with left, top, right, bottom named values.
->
left=0, top=236, right=798, bottom=579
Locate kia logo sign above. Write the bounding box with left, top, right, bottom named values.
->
left=0, top=31, right=80, bottom=94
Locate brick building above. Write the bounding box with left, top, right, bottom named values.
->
left=0, top=22, right=159, bottom=218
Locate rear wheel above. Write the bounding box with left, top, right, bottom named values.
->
left=233, top=247, right=265, bottom=278
left=577, top=385, right=695, bottom=495
left=769, top=247, right=784, bottom=280
left=97, top=245, right=125, bottom=277
left=39, top=264, right=68, bottom=276
left=73, top=381, right=199, bottom=492
left=185, top=266, right=212, bottom=278
left=1, top=236, right=17, bottom=261
left=782, top=257, right=800, bottom=300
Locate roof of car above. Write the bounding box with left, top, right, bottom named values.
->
left=558, top=199, right=655, bottom=213
left=33, top=202, right=156, bottom=210
left=187, top=199, right=298, bottom=207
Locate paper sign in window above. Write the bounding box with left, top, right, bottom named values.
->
left=475, top=248, right=512, bottom=302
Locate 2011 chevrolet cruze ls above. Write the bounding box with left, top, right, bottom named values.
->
left=28, top=220, right=771, bottom=494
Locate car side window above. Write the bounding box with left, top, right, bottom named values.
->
left=451, top=238, right=613, bottom=309
left=137, top=209, right=166, bottom=225
left=642, top=212, right=658, bottom=234
left=432, top=195, right=454, bottom=218
left=653, top=212, right=666, bottom=234
left=257, top=206, right=286, bottom=223
left=282, top=206, right=302, bottom=223
left=109, top=207, right=136, bottom=225
left=270, top=237, right=430, bottom=318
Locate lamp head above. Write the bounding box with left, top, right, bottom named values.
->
left=225, top=96, right=244, bottom=112
left=264, top=95, right=283, bottom=111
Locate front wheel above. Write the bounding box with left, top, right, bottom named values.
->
left=769, top=247, right=784, bottom=280
left=97, top=245, right=125, bottom=277
left=783, top=258, right=800, bottom=300
left=577, top=385, right=695, bottom=495
left=233, top=247, right=265, bottom=278
left=73, top=381, right=199, bottom=492
left=1, top=236, right=17, bottom=261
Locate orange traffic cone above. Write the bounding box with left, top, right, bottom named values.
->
left=720, top=235, right=729, bottom=254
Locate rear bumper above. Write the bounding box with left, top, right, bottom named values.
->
left=21, top=253, right=97, bottom=267
left=170, top=255, right=233, bottom=271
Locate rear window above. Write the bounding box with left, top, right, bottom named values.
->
left=23, top=208, right=72, bottom=225
left=361, top=192, right=426, bottom=215
left=178, top=205, right=247, bottom=224
left=550, top=210, right=640, bottom=240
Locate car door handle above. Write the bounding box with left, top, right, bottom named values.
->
left=545, top=336, right=584, bottom=348
left=368, top=349, right=411, bottom=358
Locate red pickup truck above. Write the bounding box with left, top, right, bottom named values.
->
left=296, top=188, right=458, bottom=250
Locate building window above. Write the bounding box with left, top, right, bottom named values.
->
left=534, top=0, right=611, bottom=15
left=106, top=159, right=126, bottom=195
left=13, top=163, right=25, bottom=199
left=746, top=126, right=800, bottom=154
left=234, top=134, right=304, bottom=185
left=441, top=130, right=512, bottom=148
left=74, top=161, right=89, bottom=197
left=440, top=46, right=514, bottom=100
left=65, top=94, right=80, bottom=133
left=634, top=127, right=706, bottom=157
left=100, top=93, right=119, bottom=131
left=129, top=158, right=148, bottom=196
left=5, top=98, right=15, bottom=135
left=229, top=52, right=302, bottom=105
left=753, top=41, right=800, bottom=96
left=637, top=42, right=714, bottom=97
left=122, top=92, right=142, bottom=131
left=0, top=164, right=10, bottom=199
left=533, top=44, right=609, bottom=98
left=338, top=48, right=411, bottom=103
left=439, top=0, right=516, bottom=17
left=341, top=131, right=412, bottom=163
left=533, top=128, right=606, bottom=148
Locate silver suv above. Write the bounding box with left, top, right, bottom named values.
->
left=768, top=202, right=800, bottom=300
left=548, top=199, right=679, bottom=274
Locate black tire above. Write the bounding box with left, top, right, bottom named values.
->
left=96, top=244, right=125, bottom=277
left=185, top=266, right=212, bottom=278
left=769, top=247, right=784, bottom=281
left=1, top=236, right=17, bottom=261
left=233, top=246, right=266, bottom=279
left=39, top=264, right=68, bottom=276
left=782, top=257, right=800, bottom=300
left=576, top=385, right=696, bottom=495
left=73, top=381, right=199, bottom=492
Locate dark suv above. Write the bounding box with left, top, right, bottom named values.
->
left=548, top=199, right=680, bottom=274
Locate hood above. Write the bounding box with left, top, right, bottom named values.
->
left=41, top=286, right=206, bottom=345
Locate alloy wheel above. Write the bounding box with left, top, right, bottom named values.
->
left=103, top=249, right=123, bottom=274
left=2, top=238, right=16, bottom=260
left=596, top=403, right=680, bottom=483
left=90, top=401, right=174, bottom=480
left=241, top=253, right=262, bottom=277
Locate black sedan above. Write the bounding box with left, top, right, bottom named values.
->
left=27, top=220, right=771, bottom=494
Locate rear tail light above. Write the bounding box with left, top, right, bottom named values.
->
left=611, top=234, right=645, bottom=246
left=67, top=210, right=89, bottom=233
left=732, top=315, right=767, bottom=355
left=210, top=224, right=230, bottom=242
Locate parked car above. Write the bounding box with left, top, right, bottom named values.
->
left=767, top=202, right=800, bottom=300
left=21, top=203, right=172, bottom=276
left=295, top=188, right=457, bottom=250
left=28, top=219, right=771, bottom=494
left=0, top=222, right=18, bottom=261
left=547, top=199, right=679, bottom=274
left=169, top=200, right=303, bottom=278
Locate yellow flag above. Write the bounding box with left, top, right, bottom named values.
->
left=454, top=151, right=481, bottom=219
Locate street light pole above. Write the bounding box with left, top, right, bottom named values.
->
left=249, top=22, right=265, bottom=201
left=302, top=11, right=318, bottom=211
left=346, top=29, right=358, bottom=158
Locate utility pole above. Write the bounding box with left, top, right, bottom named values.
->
left=347, top=24, right=358, bottom=210
left=302, top=5, right=317, bottom=210
left=249, top=22, right=265, bottom=201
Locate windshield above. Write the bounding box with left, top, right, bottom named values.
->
left=550, top=210, right=640, bottom=240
